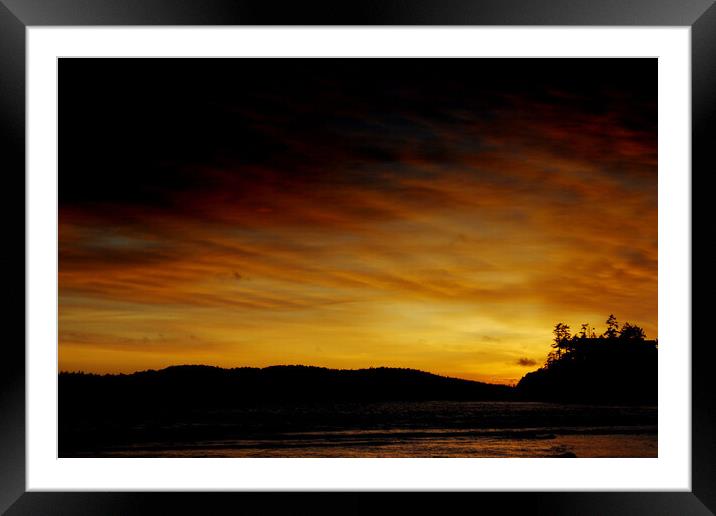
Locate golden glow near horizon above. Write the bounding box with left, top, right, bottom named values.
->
left=58, top=60, right=657, bottom=385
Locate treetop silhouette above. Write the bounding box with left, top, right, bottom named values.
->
left=519, top=314, right=657, bottom=403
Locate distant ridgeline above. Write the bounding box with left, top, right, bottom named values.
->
left=59, top=366, right=513, bottom=415
left=59, top=315, right=656, bottom=408
left=516, top=315, right=657, bottom=404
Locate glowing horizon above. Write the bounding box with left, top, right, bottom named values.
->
left=58, top=58, right=657, bottom=385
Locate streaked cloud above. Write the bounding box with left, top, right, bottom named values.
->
left=58, top=58, right=656, bottom=383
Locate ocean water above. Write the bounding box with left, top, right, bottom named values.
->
left=75, top=401, right=657, bottom=458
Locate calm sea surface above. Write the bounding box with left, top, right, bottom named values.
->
left=82, top=401, right=657, bottom=458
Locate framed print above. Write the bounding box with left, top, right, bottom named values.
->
left=2, top=0, right=713, bottom=514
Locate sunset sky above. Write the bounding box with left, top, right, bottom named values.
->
left=58, top=59, right=657, bottom=384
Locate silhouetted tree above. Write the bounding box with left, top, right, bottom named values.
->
left=550, top=322, right=572, bottom=360
left=579, top=323, right=589, bottom=339
left=604, top=314, right=619, bottom=339
left=619, top=322, right=646, bottom=341
left=553, top=322, right=571, bottom=343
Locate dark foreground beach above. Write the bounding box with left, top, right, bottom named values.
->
left=61, top=401, right=656, bottom=458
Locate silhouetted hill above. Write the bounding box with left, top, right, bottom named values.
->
left=59, top=365, right=513, bottom=414
left=59, top=356, right=657, bottom=456
left=59, top=365, right=515, bottom=455
left=516, top=338, right=657, bottom=404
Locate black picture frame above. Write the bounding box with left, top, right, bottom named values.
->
left=1, top=1, right=711, bottom=514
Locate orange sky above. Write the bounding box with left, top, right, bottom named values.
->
left=58, top=59, right=657, bottom=384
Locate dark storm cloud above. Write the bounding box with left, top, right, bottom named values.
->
left=59, top=58, right=656, bottom=211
